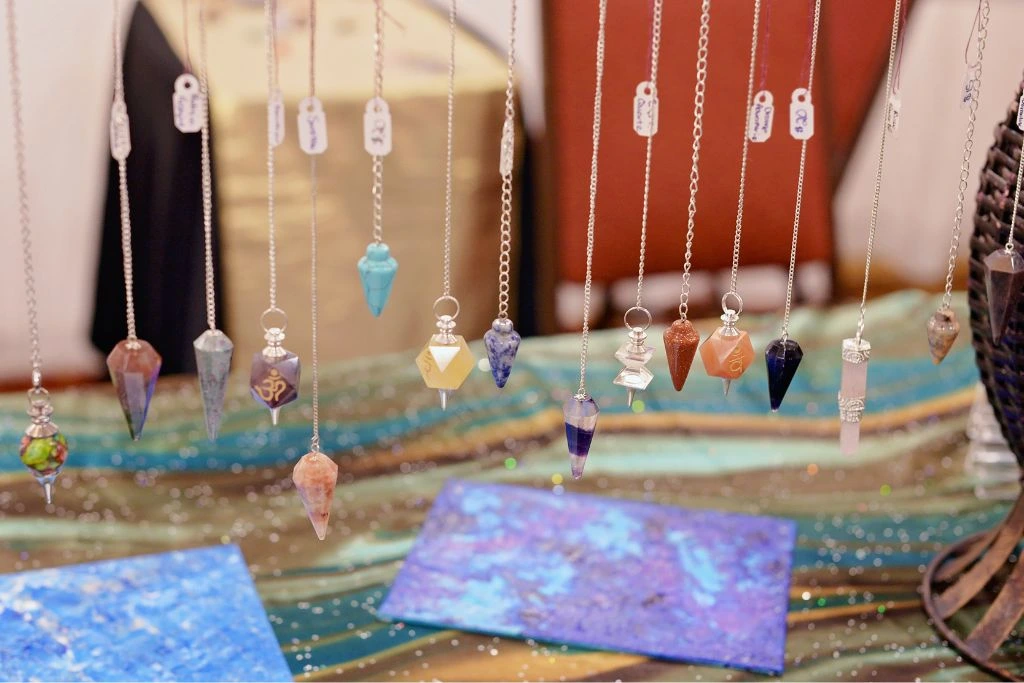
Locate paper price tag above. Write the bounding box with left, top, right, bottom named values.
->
left=268, top=89, right=285, bottom=147
left=363, top=97, right=392, bottom=156
left=499, top=118, right=514, bottom=177
left=789, top=88, right=814, bottom=140
left=1017, top=93, right=1024, bottom=129
left=110, top=100, right=131, bottom=161
left=887, top=90, right=902, bottom=137
left=632, top=81, right=659, bottom=137
left=960, top=71, right=974, bottom=111
left=297, top=96, right=327, bottom=155
left=747, top=90, right=774, bottom=143
left=172, top=73, right=204, bottom=133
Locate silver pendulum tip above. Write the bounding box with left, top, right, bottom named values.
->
left=43, top=481, right=53, bottom=505
left=722, top=379, right=732, bottom=396
left=438, top=389, right=451, bottom=411
left=270, top=407, right=280, bottom=426
left=626, top=388, right=636, bottom=408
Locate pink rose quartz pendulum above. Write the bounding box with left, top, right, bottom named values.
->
left=292, top=0, right=338, bottom=540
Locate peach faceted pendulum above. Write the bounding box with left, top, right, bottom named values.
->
left=663, top=0, right=711, bottom=393
left=292, top=0, right=338, bottom=541
left=840, top=0, right=904, bottom=455
left=699, top=0, right=763, bottom=395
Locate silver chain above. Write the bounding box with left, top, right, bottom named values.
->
left=371, top=0, right=385, bottom=245
left=575, top=0, right=608, bottom=397
left=633, top=0, right=662, bottom=309
left=265, top=0, right=279, bottom=310
left=780, top=0, right=822, bottom=339
left=112, top=0, right=137, bottom=341
left=855, top=0, right=903, bottom=342
left=441, top=0, right=456, bottom=297
left=5, top=0, right=42, bottom=387
left=496, top=0, right=517, bottom=320
left=727, top=0, right=762, bottom=298
left=677, top=0, right=711, bottom=320
left=198, top=0, right=216, bottom=331
left=941, top=0, right=988, bottom=309
left=180, top=0, right=192, bottom=74
left=307, top=0, right=320, bottom=451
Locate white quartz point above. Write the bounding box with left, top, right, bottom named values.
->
left=838, top=337, right=871, bottom=456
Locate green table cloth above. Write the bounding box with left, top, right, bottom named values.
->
left=0, top=291, right=1009, bottom=681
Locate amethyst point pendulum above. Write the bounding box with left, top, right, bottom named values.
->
left=983, top=246, right=1024, bottom=343
left=249, top=324, right=300, bottom=425
left=765, top=338, right=803, bottom=411
left=563, top=395, right=599, bottom=480
left=484, top=318, right=521, bottom=389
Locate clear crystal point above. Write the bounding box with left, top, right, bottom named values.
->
left=107, top=338, right=162, bottom=440
left=613, top=327, right=654, bottom=405
left=570, top=454, right=587, bottom=480
left=292, top=450, right=338, bottom=541
left=838, top=337, right=871, bottom=455
left=194, top=329, right=234, bottom=441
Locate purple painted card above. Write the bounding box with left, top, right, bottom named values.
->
left=379, top=480, right=795, bottom=674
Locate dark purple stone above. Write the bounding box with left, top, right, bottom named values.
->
left=764, top=337, right=803, bottom=412
left=984, top=248, right=1024, bottom=343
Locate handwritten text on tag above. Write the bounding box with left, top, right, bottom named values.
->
left=789, top=88, right=814, bottom=140
left=297, top=96, right=328, bottom=155
left=887, top=91, right=902, bottom=137
left=960, top=71, right=974, bottom=111
left=747, top=90, right=774, bottom=143
left=632, top=81, right=659, bottom=137
left=110, top=101, right=131, bottom=161
left=363, top=98, right=393, bottom=156
left=172, top=73, right=205, bottom=133
left=268, top=89, right=285, bottom=147
left=1016, top=94, right=1024, bottom=129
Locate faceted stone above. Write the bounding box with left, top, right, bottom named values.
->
left=483, top=318, right=521, bottom=389
left=984, top=248, right=1024, bottom=343
left=926, top=309, right=960, bottom=364
left=416, top=333, right=475, bottom=410
left=764, top=337, right=803, bottom=412
left=563, top=395, right=599, bottom=479
left=663, top=319, right=700, bottom=392
left=194, top=329, right=234, bottom=441
left=699, top=326, right=754, bottom=394
left=357, top=242, right=398, bottom=317
left=838, top=337, right=870, bottom=456
left=249, top=349, right=300, bottom=425
left=613, top=329, right=654, bottom=406
left=107, top=338, right=162, bottom=440
left=292, top=450, right=338, bottom=541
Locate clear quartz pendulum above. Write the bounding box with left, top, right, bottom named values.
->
left=291, top=0, right=338, bottom=540
left=6, top=0, right=69, bottom=503
left=930, top=0, right=989, bottom=362
left=701, top=0, right=762, bottom=396
left=250, top=0, right=300, bottom=424
left=764, top=0, right=821, bottom=411
left=664, top=0, right=710, bottom=395
left=483, top=0, right=521, bottom=389
left=192, top=0, right=233, bottom=441
left=563, top=0, right=609, bottom=480
left=614, top=0, right=662, bottom=408
left=416, top=0, right=475, bottom=408
left=840, top=0, right=903, bottom=455
left=108, top=0, right=162, bottom=440
left=357, top=0, right=398, bottom=317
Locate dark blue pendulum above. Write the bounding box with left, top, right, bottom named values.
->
left=765, top=337, right=803, bottom=412
left=483, top=318, right=521, bottom=389
left=563, top=395, right=599, bottom=480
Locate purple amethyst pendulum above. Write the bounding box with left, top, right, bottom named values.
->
left=765, top=338, right=803, bottom=411
left=563, top=395, right=599, bottom=480
left=249, top=324, right=300, bottom=425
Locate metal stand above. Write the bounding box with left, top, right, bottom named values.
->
left=922, top=489, right=1024, bottom=681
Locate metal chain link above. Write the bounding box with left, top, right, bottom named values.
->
left=307, top=0, right=320, bottom=452
left=441, top=0, right=456, bottom=298
left=941, top=0, right=988, bottom=310
left=855, top=0, right=903, bottom=342
left=5, top=0, right=42, bottom=387
left=264, top=0, right=279, bottom=311
left=112, top=0, right=137, bottom=341
left=576, top=0, right=608, bottom=398
left=727, top=0, right=763, bottom=299
left=198, top=0, right=216, bottom=331
left=677, top=0, right=711, bottom=321
left=633, top=0, right=662, bottom=310
left=371, top=0, right=384, bottom=245
left=496, top=0, right=517, bottom=320
left=780, top=0, right=822, bottom=339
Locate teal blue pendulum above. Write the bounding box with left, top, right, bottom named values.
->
left=483, top=0, right=522, bottom=389
left=358, top=0, right=397, bottom=317
left=764, top=0, right=821, bottom=412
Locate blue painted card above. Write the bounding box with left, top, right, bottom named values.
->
left=380, top=480, right=796, bottom=674
left=0, top=545, right=291, bottom=682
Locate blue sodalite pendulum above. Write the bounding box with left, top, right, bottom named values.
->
left=358, top=242, right=398, bottom=316
left=484, top=318, right=521, bottom=388
left=764, top=337, right=803, bottom=411
left=563, top=395, right=599, bottom=480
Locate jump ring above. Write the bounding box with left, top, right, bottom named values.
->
left=260, top=307, right=288, bottom=333
left=433, top=295, right=460, bottom=320
left=26, top=386, right=49, bottom=402
left=721, top=291, right=744, bottom=315
left=623, top=306, right=653, bottom=332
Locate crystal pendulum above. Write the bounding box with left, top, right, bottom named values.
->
left=108, top=0, right=161, bottom=439
left=192, top=1, right=233, bottom=441
left=562, top=0, right=609, bottom=480
left=841, top=0, right=903, bottom=454
left=765, top=0, right=821, bottom=411
left=929, top=3, right=989, bottom=361
left=663, top=0, right=710, bottom=395
left=416, top=0, right=475, bottom=409
left=292, top=0, right=338, bottom=540
left=483, top=0, right=522, bottom=389
left=614, top=0, right=662, bottom=408
left=6, top=0, right=69, bottom=502
left=358, top=0, right=398, bottom=317
left=702, top=0, right=763, bottom=397
left=249, top=0, right=300, bottom=424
